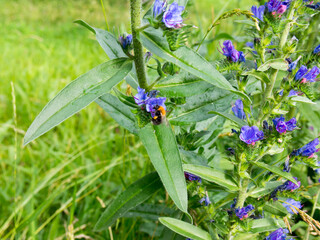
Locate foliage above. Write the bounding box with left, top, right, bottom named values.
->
left=3, top=0, right=320, bottom=239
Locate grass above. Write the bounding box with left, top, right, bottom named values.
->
left=1, top=0, right=254, bottom=239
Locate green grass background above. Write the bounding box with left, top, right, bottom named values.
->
left=1, top=0, right=254, bottom=239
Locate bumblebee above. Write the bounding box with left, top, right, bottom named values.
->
left=151, top=105, right=166, bottom=125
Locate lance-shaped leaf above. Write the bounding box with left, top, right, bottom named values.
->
left=95, top=172, right=162, bottom=230
left=169, top=88, right=236, bottom=125
left=209, top=111, right=247, bottom=127
left=139, top=123, right=188, bottom=213
left=249, top=218, right=286, bottom=233
left=95, top=93, right=138, bottom=134
left=263, top=202, right=288, bottom=217
left=248, top=181, right=283, bottom=198
left=253, top=162, right=297, bottom=185
left=155, top=73, right=213, bottom=98
left=140, top=28, right=250, bottom=102
left=75, top=20, right=138, bottom=88
left=183, top=164, right=238, bottom=191
left=291, top=96, right=315, bottom=104
left=24, top=58, right=132, bottom=145
left=242, top=70, right=270, bottom=84
left=159, top=217, right=211, bottom=240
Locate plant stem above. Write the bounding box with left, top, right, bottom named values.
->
left=130, top=0, right=148, bottom=89
left=236, top=178, right=250, bottom=208
left=305, top=188, right=320, bottom=240
left=279, top=4, right=295, bottom=50
left=100, top=0, right=109, bottom=31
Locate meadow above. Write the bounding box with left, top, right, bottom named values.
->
left=0, top=0, right=278, bottom=239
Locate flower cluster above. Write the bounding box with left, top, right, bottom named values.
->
left=265, top=228, right=291, bottom=240
left=235, top=204, right=254, bottom=220
left=199, top=192, right=211, bottom=206
left=295, top=65, right=320, bottom=83
left=119, top=34, right=133, bottom=49
left=134, top=87, right=166, bottom=118
left=272, top=116, right=296, bottom=134
left=239, top=126, right=264, bottom=145
left=153, top=0, right=185, bottom=28
left=220, top=40, right=246, bottom=63
left=267, top=0, right=288, bottom=16
left=184, top=172, right=201, bottom=183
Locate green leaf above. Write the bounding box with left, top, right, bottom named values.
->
left=291, top=96, right=315, bottom=104
left=75, top=20, right=138, bottom=88
left=124, top=204, right=175, bottom=221
left=263, top=202, right=288, bottom=217
left=250, top=218, right=286, bottom=233
left=155, top=73, right=213, bottom=98
left=139, top=123, right=188, bottom=213
left=252, top=162, right=297, bottom=185
left=183, top=164, right=238, bottom=191
left=257, top=58, right=288, bottom=72
left=242, top=70, right=270, bottom=84
left=169, top=88, right=236, bottom=125
left=75, top=20, right=126, bottom=59
left=159, top=217, right=211, bottom=240
left=95, top=93, right=137, bottom=134
left=95, top=172, right=162, bottom=230
left=249, top=181, right=283, bottom=198
left=140, top=28, right=250, bottom=102
left=208, top=111, right=247, bottom=127
left=24, top=58, right=132, bottom=145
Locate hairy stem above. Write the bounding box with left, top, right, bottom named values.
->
left=130, top=0, right=148, bottom=89
left=235, top=178, right=250, bottom=208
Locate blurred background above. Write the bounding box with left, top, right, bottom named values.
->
left=1, top=0, right=253, bottom=239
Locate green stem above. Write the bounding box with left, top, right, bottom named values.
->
left=235, top=178, right=250, bottom=208
left=305, top=188, right=320, bottom=240
left=279, top=5, right=295, bottom=50
left=100, top=0, right=109, bottom=31
left=130, top=0, right=148, bottom=89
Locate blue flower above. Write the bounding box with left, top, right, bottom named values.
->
left=295, top=138, right=320, bottom=157
left=199, top=192, right=211, bottom=206
left=304, top=66, right=320, bottom=82
left=134, top=87, right=149, bottom=106
left=184, top=172, right=201, bottom=183
left=306, top=2, right=320, bottom=10
left=146, top=97, right=167, bottom=117
left=265, top=228, right=289, bottom=240
left=272, top=116, right=296, bottom=134
left=251, top=5, right=265, bottom=22
left=283, top=177, right=301, bottom=191
left=240, top=126, right=264, bottom=145
left=119, top=34, right=133, bottom=49
left=282, top=198, right=302, bottom=214
left=314, top=44, right=320, bottom=54
left=286, top=57, right=300, bottom=72
left=232, top=99, right=246, bottom=120
left=153, top=0, right=166, bottom=17
left=294, top=65, right=308, bottom=80
left=221, top=40, right=245, bottom=63
left=235, top=204, right=254, bottom=220
left=163, top=2, right=184, bottom=28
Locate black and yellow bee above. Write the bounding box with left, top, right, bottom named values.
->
left=151, top=105, right=166, bottom=125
